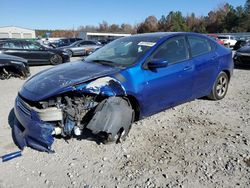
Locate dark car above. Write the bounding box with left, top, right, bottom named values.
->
left=233, top=45, right=250, bottom=66
left=57, top=40, right=102, bottom=57
left=0, top=39, right=70, bottom=65
left=13, top=32, right=233, bottom=152
left=98, top=39, right=114, bottom=45
left=233, top=40, right=250, bottom=51
left=0, top=54, right=30, bottom=80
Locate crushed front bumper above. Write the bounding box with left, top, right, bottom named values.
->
left=13, top=96, right=59, bottom=153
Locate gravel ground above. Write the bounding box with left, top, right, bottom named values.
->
left=0, top=58, right=249, bottom=188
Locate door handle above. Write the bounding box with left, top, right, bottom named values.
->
left=183, top=66, right=192, bottom=71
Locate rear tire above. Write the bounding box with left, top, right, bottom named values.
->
left=50, top=54, right=63, bottom=65
left=208, top=72, right=229, bottom=100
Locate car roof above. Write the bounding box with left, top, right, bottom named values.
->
left=124, top=32, right=204, bottom=41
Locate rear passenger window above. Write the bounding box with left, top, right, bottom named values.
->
left=0, top=42, right=9, bottom=48
left=188, top=36, right=211, bottom=57
left=5, top=41, right=23, bottom=49
left=150, top=36, right=189, bottom=64
left=23, top=42, right=41, bottom=50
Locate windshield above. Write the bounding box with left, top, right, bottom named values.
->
left=85, top=36, right=160, bottom=67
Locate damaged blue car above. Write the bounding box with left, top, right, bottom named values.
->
left=13, top=32, right=233, bottom=152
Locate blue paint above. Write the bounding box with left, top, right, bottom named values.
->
left=1, top=151, right=22, bottom=162
left=13, top=99, right=55, bottom=153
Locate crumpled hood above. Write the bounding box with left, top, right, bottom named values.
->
left=19, top=60, right=121, bottom=101
left=237, top=46, right=250, bottom=53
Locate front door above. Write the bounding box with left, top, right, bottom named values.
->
left=142, top=36, right=194, bottom=116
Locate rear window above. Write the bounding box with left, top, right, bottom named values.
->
left=0, top=41, right=23, bottom=49
left=81, top=41, right=96, bottom=45
left=188, top=36, right=212, bottom=57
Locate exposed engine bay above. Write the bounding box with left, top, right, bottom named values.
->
left=20, top=93, right=99, bottom=137
left=14, top=75, right=134, bottom=152
left=17, top=90, right=134, bottom=149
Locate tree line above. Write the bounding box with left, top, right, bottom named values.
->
left=36, top=0, right=250, bottom=38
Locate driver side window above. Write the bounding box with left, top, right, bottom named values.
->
left=23, top=42, right=42, bottom=50
left=150, top=36, right=189, bottom=64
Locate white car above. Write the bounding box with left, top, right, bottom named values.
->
left=218, top=35, right=237, bottom=47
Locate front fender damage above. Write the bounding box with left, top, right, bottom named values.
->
left=75, top=76, right=126, bottom=96
left=13, top=76, right=127, bottom=152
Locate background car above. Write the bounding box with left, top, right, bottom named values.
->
left=13, top=32, right=233, bottom=152
left=49, top=38, right=83, bottom=48
left=98, top=38, right=115, bottom=45
left=233, top=39, right=250, bottom=51
left=57, top=40, right=102, bottom=57
left=218, top=35, right=237, bottom=47
left=0, top=54, right=30, bottom=80
left=207, top=34, right=224, bottom=45
left=0, top=39, right=70, bottom=65
left=233, top=45, right=250, bottom=66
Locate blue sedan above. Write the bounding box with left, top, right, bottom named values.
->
left=13, top=32, right=233, bottom=152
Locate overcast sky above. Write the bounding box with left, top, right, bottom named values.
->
left=0, top=0, right=246, bottom=29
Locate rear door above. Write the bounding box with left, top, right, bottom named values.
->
left=187, top=35, right=219, bottom=98
left=142, top=36, right=195, bottom=115
left=21, top=41, right=50, bottom=64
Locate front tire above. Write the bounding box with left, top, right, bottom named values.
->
left=87, top=97, right=134, bottom=144
left=208, top=72, right=229, bottom=100
left=50, top=54, right=63, bottom=65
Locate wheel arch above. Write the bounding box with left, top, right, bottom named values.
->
left=125, top=95, right=140, bottom=121
left=222, top=69, right=231, bottom=81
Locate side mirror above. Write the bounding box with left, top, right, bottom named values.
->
left=147, top=59, right=169, bottom=69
